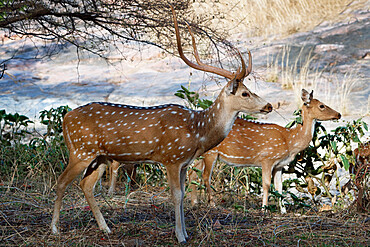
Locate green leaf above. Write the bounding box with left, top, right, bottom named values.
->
left=334, top=126, right=346, bottom=132
left=203, top=99, right=213, bottom=108
left=289, top=192, right=299, bottom=201
left=41, top=120, right=49, bottom=125
left=358, top=127, right=364, bottom=136
left=352, top=134, right=360, bottom=143
left=18, top=115, right=29, bottom=122
left=363, top=121, right=368, bottom=131
left=174, top=92, right=185, bottom=99
left=198, top=99, right=213, bottom=110
left=285, top=120, right=295, bottom=129
left=340, top=154, right=350, bottom=171
left=296, top=116, right=303, bottom=124
left=6, top=114, right=16, bottom=122
left=330, top=141, right=337, bottom=152
left=240, top=114, right=257, bottom=120
left=180, top=85, right=188, bottom=93
left=293, top=109, right=301, bottom=116
left=190, top=181, right=200, bottom=186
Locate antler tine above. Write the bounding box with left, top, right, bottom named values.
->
left=186, top=18, right=252, bottom=81
left=186, top=22, right=202, bottom=66
left=235, top=50, right=245, bottom=80
left=171, top=5, right=234, bottom=79
left=235, top=50, right=252, bottom=80
left=246, top=50, right=252, bottom=76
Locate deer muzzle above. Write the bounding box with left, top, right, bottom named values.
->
left=260, top=103, right=273, bottom=114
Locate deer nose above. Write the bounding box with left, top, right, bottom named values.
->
left=261, top=103, right=273, bottom=113
left=337, top=113, right=341, bottom=119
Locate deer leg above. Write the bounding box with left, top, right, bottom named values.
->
left=180, top=167, right=188, bottom=240
left=80, top=162, right=111, bottom=233
left=166, top=164, right=187, bottom=243
left=202, top=155, right=217, bottom=207
left=261, top=162, right=272, bottom=210
left=272, top=167, right=286, bottom=214
left=124, top=163, right=137, bottom=188
left=108, top=160, right=120, bottom=196
left=51, top=159, right=91, bottom=234
left=188, top=159, right=202, bottom=206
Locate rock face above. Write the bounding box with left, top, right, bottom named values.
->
left=0, top=8, right=369, bottom=126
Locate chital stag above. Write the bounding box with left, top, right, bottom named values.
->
left=50, top=6, right=272, bottom=243
left=189, top=89, right=341, bottom=213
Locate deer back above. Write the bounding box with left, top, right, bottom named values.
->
left=64, top=102, right=204, bottom=165
left=207, top=118, right=291, bottom=166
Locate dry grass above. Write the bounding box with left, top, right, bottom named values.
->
left=264, top=45, right=364, bottom=114
left=265, top=45, right=322, bottom=106
left=191, top=0, right=366, bottom=37
left=1, top=182, right=369, bottom=246
left=266, top=45, right=319, bottom=87
left=322, top=70, right=363, bottom=116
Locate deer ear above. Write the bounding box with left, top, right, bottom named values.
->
left=309, top=90, right=314, bottom=101
left=301, top=89, right=311, bottom=104
left=226, top=78, right=240, bottom=95
left=226, top=69, right=241, bottom=95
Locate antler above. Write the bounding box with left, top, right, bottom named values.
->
left=171, top=5, right=251, bottom=80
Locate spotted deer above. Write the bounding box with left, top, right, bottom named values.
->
left=50, top=6, right=272, bottom=243
left=188, top=89, right=341, bottom=213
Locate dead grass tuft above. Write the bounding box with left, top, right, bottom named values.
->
left=191, top=0, right=367, bottom=37
left=1, top=182, right=369, bottom=246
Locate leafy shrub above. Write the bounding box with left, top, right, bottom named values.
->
left=0, top=106, right=70, bottom=185
left=0, top=110, right=34, bottom=178
left=0, top=109, right=33, bottom=146
left=135, top=163, right=167, bottom=188
left=175, top=85, right=213, bottom=110
left=284, top=114, right=368, bottom=210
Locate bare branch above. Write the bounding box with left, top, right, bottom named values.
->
left=0, top=0, right=236, bottom=71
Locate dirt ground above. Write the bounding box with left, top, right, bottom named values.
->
left=1, top=184, right=369, bottom=247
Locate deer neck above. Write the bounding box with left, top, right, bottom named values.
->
left=194, top=92, right=238, bottom=153
left=288, top=106, right=316, bottom=155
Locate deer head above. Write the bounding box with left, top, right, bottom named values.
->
left=301, top=89, right=341, bottom=121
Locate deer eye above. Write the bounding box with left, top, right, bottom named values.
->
left=242, top=92, right=250, bottom=97
left=319, top=104, right=325, bottom=109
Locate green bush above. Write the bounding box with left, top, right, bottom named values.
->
left=284, top=114, right=368, bottom=210
left=0, top=106, right=70, bottom=185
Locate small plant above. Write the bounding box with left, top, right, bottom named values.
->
left=0, top=109, right=33, bottom=146
left=39, top=105, right=71, bottom=137
left=284, top=115, right=368, bottom=210
left=0, top=109, right=35, bottom=179
left=175, top=85, right=213, bottom=110
left=0, top=106, right=71, bottom=184
left=135, top=163, right=167, bottom=187
left=218, top=165, right=262, bottom=196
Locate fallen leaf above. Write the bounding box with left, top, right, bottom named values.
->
left=319, top=204, right=333, bottom=212
left=213, top=219, right=222, bottom=230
